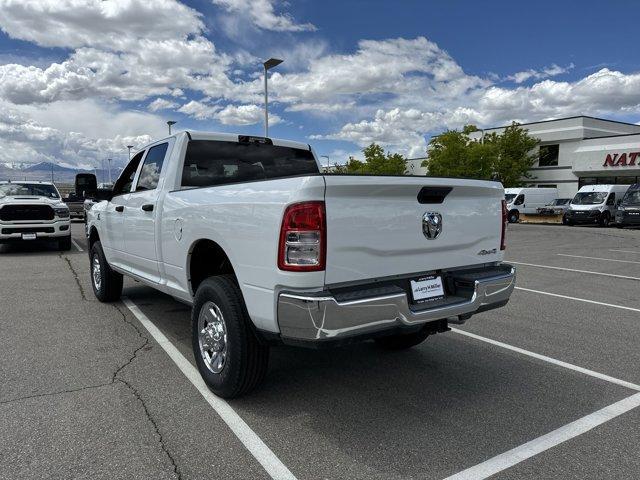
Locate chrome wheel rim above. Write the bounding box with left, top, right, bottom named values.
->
left=92, top=254, right=102, bottom=291
left=198, top=301, right=228, bottom=374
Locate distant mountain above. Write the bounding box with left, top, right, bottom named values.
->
left=23, top=162, right=82, bottom=173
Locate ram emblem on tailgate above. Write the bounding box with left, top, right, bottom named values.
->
left=422, top=212, right=442, bottom=240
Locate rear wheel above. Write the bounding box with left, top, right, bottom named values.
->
left=599, top=212, right=611, bottom=227
left=374, top=329, right=431, bottom=350
left=90, top=241, right=123, bottom=302
left=508, top=210, right=519, bottom=223
left=192, top=275, right=269, bottom=398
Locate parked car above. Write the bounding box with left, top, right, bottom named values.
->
left=537, top=198, right=572, bottom=215
left=0, top=181, right=71, bottom=249
left=63, top=191, right=86, bottom=219
left=563, top=184, right=630, bottom=227
left=504, top=187, right=558, bottom=223
left=85, top=132, right=516, bottom=398
left=615, top=183, right=640, bottom=228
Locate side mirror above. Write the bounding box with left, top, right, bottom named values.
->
left=75, top=173, right=97, bottom=199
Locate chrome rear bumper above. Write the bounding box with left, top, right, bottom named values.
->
left=277, top=264, right=516, bottom=342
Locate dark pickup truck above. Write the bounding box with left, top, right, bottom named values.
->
left=62, top=192, right=85, bottom=219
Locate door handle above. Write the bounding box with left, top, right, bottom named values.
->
left=115, top=205, right=124, bottom=212
left=141, top=204, right=154, bottom=212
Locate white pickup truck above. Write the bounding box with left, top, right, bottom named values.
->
left=0, top=181, right=72, bottom=250
left=85, top=132, right=515, bottom=398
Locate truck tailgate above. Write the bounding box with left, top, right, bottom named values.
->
left=323, top=176, right=505, bottom=285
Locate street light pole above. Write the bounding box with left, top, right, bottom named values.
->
left=167, top=120, right=176, bottom=135
left=127, top=145, right=133, bottom=160
left=263, top=58, right=283, bottom=137
left=107, top=158, right=112, bottom=184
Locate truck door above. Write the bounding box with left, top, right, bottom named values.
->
left=103, top=151, right=144, bottom=270
left=122, top=141, right=170, bottom=284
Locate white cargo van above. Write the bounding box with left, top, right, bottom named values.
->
left=563, top=184, right=630, bottom=227
left=504, top=187, right=558, bottom=223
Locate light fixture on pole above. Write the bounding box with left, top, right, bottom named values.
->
left=263, top=58, right=283, bottom=137
left=127, top=145, right=134, bottom=160
left=107, top=158, right=112, bottom=184
left=167, top=120, right=176, bottom=135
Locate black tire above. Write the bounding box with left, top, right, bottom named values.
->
left=192, top=275, right=269, bottom=398
left=374, top=329, right=431, bottom=350
left=508, top=210, right=519, bottom=224
left=563, top=215, right=573, bottom=226
left=616, top=224, right=624, bottom=229
left=599, top=212, right=611, bottom=228
left=90, top=240, right=123, bottom=302
left=58, top=235, right=72, bottom=251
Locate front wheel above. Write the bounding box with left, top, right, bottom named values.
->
left=508, top=210, right=519, bottom=224
left=90, top=240, right=123, bottom=302
left=192, top=275, right=269, bottom=398
left=374, top=329, right=431, bottom=350
left=599, top=212, right=611, bottom=227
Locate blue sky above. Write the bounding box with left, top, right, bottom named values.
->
left=1, top=0, right=640, bottom=169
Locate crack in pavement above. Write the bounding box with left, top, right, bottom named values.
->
left=5, top=252, right=184, bottom=479
left=61, top=253, right=87, bottom=301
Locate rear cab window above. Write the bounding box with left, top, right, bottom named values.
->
left=181, top=140, right=319, bottom=188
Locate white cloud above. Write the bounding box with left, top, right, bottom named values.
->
left=507, top=63, right=575, bottom=84
left=215, top=104, right=280, bottom=125
left=178, top=100, right=220, bottom=120
left=0, top=0, right=203, bottom=50
left=212, top=0, right=316, bottom=32
left=148, top=98, right=179, bottom=112
left=0, top=101, right=157, bottom=168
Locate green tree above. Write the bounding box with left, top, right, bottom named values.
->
left=422, top=122, right=539, bottom=187
left=334, top=143, right=407, bottom=175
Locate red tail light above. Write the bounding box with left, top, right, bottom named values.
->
left=278, top=201, right=326, bottom=271
left=500, top=199, right=507, bottom=251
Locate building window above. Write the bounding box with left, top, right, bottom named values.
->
left=539, top=144, right=559, bottom=166
left=537, top=184, right=557, bottom=188
left=578, top=176, right=639, bottom=189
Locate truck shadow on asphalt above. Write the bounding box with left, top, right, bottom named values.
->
left=0, top=241, right=66, bottom=255
left=123, top=283, right=623, bottom=477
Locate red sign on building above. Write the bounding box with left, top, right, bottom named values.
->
left=603, top=152, right=640, bottom=167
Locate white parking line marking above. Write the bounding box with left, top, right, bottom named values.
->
left=444, top=392, right=640, bottom=480
left=509, top=261, right=640, bottom=281
left=609, top=249, right=640, bottom=254
left=515, top=286, right=640, bottom=314
left=558, top=253, right=640, bottom=265
left=71, top=239, right=83, bottom=252
left=122, top=297, right=297, bottom=480
left=451, top=328, right=640, bottom=391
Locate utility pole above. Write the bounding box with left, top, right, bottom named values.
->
left=107, top=158, right=112, bottom=184
left=127, top=145, right=133, bottom=160
left=167, top=120, right=176, bottom=135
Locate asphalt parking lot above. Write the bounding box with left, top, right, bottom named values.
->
left=1, top=222, right=639, bottom=480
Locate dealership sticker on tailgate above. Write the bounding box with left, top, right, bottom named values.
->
left=410, top=275, right=445, bottom=303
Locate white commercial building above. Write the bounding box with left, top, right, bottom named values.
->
left=467, top=116, right=640, bottom=198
